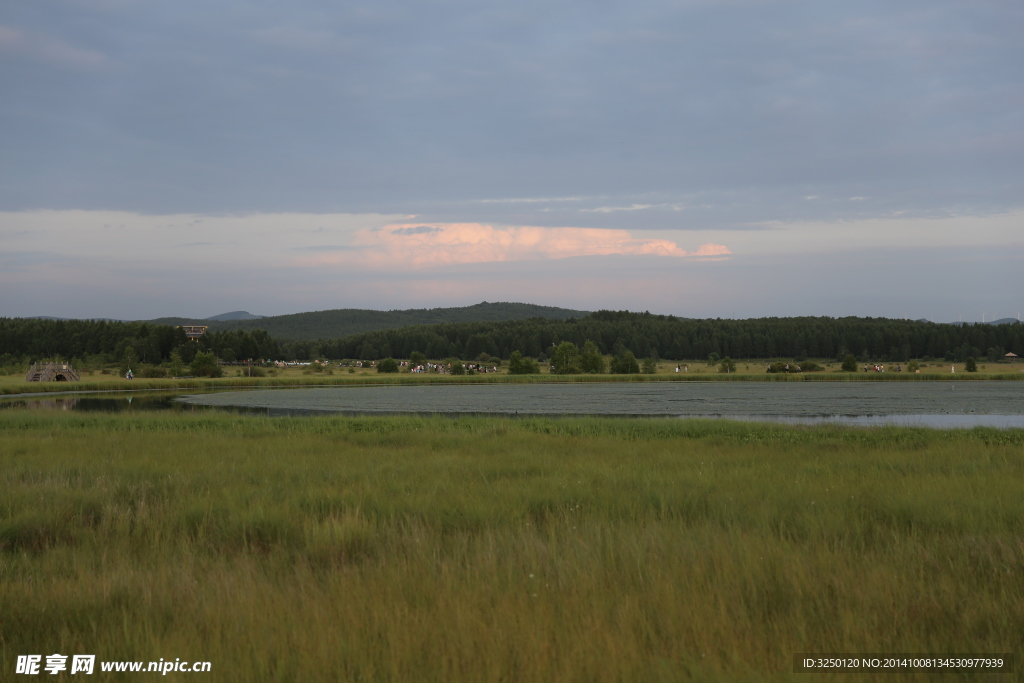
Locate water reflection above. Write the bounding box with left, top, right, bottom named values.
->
left=3, top=383, right=1024, bottom=429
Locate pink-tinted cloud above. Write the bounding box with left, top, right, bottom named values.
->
left=300, top=222, right=730, bottom=268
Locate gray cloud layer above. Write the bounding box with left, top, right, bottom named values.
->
left=2, top=1, right=1021, bottom=321
left=2, top=0, right=1021, bottom=228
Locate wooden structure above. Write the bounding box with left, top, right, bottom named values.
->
left=179, top=325, right=208, bottom=341
left=1007, top=352, right=1019, bottom=362
left=25, top=362, right=80, bottom=382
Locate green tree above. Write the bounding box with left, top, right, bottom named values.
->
left=190, top=350, right=223, bottom=378
left=579, top=340, right=605, bottom=374
left=119, top=346, right=138, bottom=376
left=965, top=356, right=977, bottom=372
left=718, top=357, right=736, bottom=373
left=641, top=357, right=659, bottom=374
left=609, top=350, right=640, bottom=374
left=507, top=351, right=540, bottom=375
left=447, top=358, right=466, bottom=375
left=550, top=341, right=581, bottom=374
left=167, top=351, right=185, bottom=378
left=220, top=347, right=236, bottom=363
left=907, top=359, right=920, bottom=372
left=409, top=351, right=426, bottom=366
left=377, top=357, right=399, bottom=373
left=841, top=354, right=858, bottom=372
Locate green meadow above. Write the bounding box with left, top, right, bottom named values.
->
left=1, top=411, right=1022, bottom=681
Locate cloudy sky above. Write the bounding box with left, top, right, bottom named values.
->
left=1, top=0, right=1021, bottom=320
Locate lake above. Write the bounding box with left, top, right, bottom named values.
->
left=4, top=382, right=1023, bottom=427
left=173, top=382, right=1024, bottom=427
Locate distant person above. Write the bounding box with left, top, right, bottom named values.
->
left=675, top=365, right=680, bottom=373
left=125, top=369, right=133, bottom=380
left=951, top=365, right=955, bottom=373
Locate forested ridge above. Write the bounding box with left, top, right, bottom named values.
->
left=3, top=312, right=1023, bottom=369
left=284, top=312, right=1024, bottom=363
left=142, top=301, right=590, bottom=340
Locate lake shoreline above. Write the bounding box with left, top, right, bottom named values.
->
left=4, top=370, right=1023, bottom=397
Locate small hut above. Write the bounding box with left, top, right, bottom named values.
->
left=25, top=362, right=81, bottom=382
left=1007, top=352, right=1019, bottom=362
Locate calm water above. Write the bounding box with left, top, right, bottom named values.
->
left=174, top=382, right=1024, bottom=427
left=5, top=383, right=1024, bottom=428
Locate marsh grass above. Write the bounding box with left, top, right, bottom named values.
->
left=1, top=412, right=1022, bottom=681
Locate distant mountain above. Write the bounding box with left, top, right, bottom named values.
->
left=205, top=311, right=264, bottom=321
left=137, top=302, right=590, bottom=340
left=945, top=318, right=1021, bottom=326
left=140, top=311, right=263, bottom=326
left=26, top=316, right=122, bottom=322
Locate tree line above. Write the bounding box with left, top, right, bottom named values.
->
left=0, top=318, right=278, bottom=370
left=280, top=312, right=1024, bottom=364
left=3, top=313, right=1023, bottom=370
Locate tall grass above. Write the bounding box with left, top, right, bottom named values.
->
left=1, top=412, right=1022, bottom=681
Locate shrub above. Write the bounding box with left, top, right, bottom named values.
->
left=189, top=351, right=222, bottom=378
left=965, top=357, right=978, bottom=372
left=841, top=354, right=858, bottom=372
left=508, top=351, right=540, bottom=375
left=377, top=358, right=399, bottom=373
left=718, top=357, right=736, bottom=373
left=766, top=361, right=800, bottom=373
left=138, top=364, right=167, bottom=378
left=609, top=351, right=640, bottom=374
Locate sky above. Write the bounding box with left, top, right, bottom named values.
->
left=1, top=0, right=1021, bottom=321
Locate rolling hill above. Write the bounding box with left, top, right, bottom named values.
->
left=142, top=302, right=590, bottom=340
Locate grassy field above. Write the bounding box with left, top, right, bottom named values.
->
left=3, top=360, right=1023, bottom=396
left=1, top=412, right=1022, bottom=681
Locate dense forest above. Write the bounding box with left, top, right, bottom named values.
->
left=143, top=302, right=590, bottom=341
left=0, top=318, right=278, bottom=370
left=280, top=312, right=1024, bottom=364
left=3, top=312, right=1023, bottom=372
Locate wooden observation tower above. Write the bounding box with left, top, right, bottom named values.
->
left=179, top=325, right=208, bottom=341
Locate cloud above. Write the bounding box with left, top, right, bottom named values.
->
left=477, top=197, right=586, bottom=204
left=0, top=25, right=111, bottom=71
left=390, top=225, right=442, bottom=236
left=0, top=210, right=1017, bottom=320
left=299, top=222, right=730, bottom=269
left=580, top=204, right=657, bottom=213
